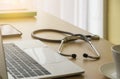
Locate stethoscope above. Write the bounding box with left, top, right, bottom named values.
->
left=31, top=29, right=100, bottom=60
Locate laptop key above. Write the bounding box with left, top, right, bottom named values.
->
left=22, top=73, right=31, bottom=77
left=34, top=70, right=44, bottom=75
left=16, top=75, right=24, bottom=78
left=28, top=71, right=37, bottom=76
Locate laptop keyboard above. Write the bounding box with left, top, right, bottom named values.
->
left=3, top=43, right=51, bottom=79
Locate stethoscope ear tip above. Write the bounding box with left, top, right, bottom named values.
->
left=83, top=53, right=88, bottom=58
left=71, top=54, right=77, bottom=59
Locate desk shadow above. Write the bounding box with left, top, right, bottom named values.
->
left=83, top=58, right=100, bottom=62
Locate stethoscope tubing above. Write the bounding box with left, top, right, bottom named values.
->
left=31, top=29, right=100, bottom=43
left=31, top=29, right=100, bottom=60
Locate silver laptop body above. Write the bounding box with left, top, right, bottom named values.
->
left=0, top=30, right=84, bottom=79
left=0, top=29, right=8, bottom=79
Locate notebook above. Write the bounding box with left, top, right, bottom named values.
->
left=0, top=30, right=84, bottom=79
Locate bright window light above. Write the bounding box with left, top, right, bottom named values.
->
left=0, top=0, right=34, bottom=11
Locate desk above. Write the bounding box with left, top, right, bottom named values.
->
left=0, top=10, right=113, bottom=79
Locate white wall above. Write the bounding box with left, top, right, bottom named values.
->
left=60, top=0, right=76, bottom=25
left=88, top=0, right=103, bottom=37
left=35, top=0, right=104, bottom=37
left=43, top=0, right=61, bottom=17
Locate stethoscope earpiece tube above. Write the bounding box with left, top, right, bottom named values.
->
left=83, top=53, right=100, bottom=60
left=58, top=34, right=100, bottom=60
left=60, top=53, right=77, bottom=59
left=81, top=35, right=100, bottom=60
left=58, top=38, right=78, bottom=59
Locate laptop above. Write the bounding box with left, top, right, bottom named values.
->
left=0, top=30, right=84, bottom=79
